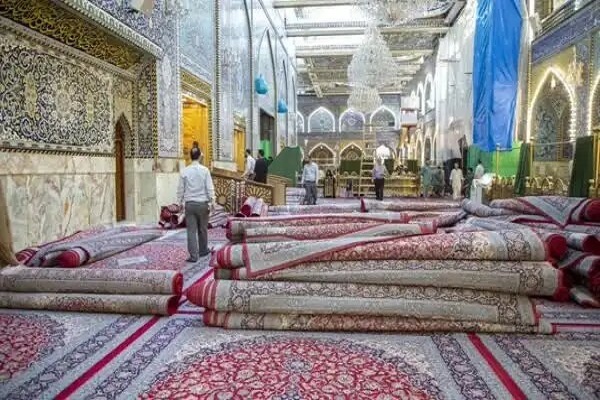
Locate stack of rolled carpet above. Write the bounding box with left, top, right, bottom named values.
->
left=0, top=266, right=181, bottom=315
left=6, top=225, right=183, bottom=315
left=159, top=203, right=230, bottom=229
left=188, top=212, right=567, bottom=333
left=459, top=196, right=600, bottom=307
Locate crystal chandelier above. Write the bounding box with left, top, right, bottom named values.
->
left=348, top=86, right=382, bottom=114
left=347, top=25, right=398, bottom=89
left=355, top=0, right=451, bottom=25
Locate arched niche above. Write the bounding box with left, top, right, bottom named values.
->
left=257, top=29, right=276, bottom=115
left=590, top=74, right=600, bottom=133
left=339, top=109, right=365, bottom=132
left=340, top=143, right=363, bottom=160
left=308, top=143, right=336, bottom=162
left=231, top=0, right=252, bottom=119
left=370, top=106, right=397, bottom=129
left=530, top=69, right=574, bottom=161
left=296, top=112, right=305, bottom=133
left=308, top=106, right=335, bottom=133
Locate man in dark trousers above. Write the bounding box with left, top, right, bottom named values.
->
left=177, top=148, right=215, bottom=262
left=253, top=149, right=269, bottom=184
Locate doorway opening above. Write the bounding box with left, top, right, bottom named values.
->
left=114, top=117, right=128, bottom=221
left=182, top=97, right=210, bottom=166
left=233, top=128, right=246, bottom=173
left=259, top=109, right=275, bottom=158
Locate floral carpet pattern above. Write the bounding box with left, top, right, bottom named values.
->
left=2, top=206, right=600, bottom=398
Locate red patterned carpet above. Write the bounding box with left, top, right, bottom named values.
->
left=2, top=203, right=600, bottom=398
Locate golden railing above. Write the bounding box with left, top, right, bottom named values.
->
left=211, top=170, right=275, bottom=213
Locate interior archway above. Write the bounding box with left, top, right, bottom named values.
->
left=531, top=72, right=573, bottom=161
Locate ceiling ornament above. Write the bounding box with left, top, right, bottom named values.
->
left=355, top=0, right=452, bottom=25
left=347, top=25, right=398, bottom=90
left=347, top=86, right=382, bottom=114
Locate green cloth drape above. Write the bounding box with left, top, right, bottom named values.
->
left=260, top=140, right=272, bottom=158
left=269, top=146, right=302, bottom=183
left=514, top=142, right=531, bottom=196
left=467, top=144, right=521, bottom=177
left=569, top=136, right=594, bottom=197
left=339, top=160, right=361, bottom=174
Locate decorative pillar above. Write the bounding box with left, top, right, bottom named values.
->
left=213, top=0, right=221, bottom=160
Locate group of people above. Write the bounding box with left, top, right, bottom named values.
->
left=421, top=160, right=485, bottom=200
left=242, top=149, right=269, bottom=183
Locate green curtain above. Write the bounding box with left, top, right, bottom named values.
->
left=514, top=142, right=530, bottom=196
left=569, top=136, right=594, bottom=197
left=339, top=160, right=361, bottom=174
left=260, top=140, right=272, bottom=158
left=467, top=143, right=521, bottom=177
left=269, top=146, right=303, bottom=183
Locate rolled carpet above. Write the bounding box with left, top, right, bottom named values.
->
left=461, top=199, right=518, bottom=218
left=250, top=198, right=268, bottom=217
left=225, top=212, right=410, bottom=240
left=463, top=218, right=567, bottom=259
left=268, top=203, right=360, bottom=215
left=557, top=250, right=600, bottom=281
left=0, top=266, right=183, bottom=295
left=361, top=198, right=461, bottom=213
left=214, top=230, right=550, bottom=278
left=240, top=222, right=436, bottom=243
left=189, top=279, right=538, bottom=325
left=0, top=292, right=179, bottom=315
left=569, top=286, right=600, bottom=308
left=238, top=197, right=257, bottom=217
left=491, top=196, right=600, bottom=226
left=203, top=310, right=550, bottom=334
left=213, top=259, right=564, bottom=297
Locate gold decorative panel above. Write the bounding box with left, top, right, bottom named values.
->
left=0, top=0, right=144, bottom=69
left=181, top=69, right=213, bottom=163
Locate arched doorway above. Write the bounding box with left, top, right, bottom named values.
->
left=114, top=116, right=129, bottom=222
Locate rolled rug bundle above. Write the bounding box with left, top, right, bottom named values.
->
left=464, top=217, right=567, bottom=260
left=225, top=212, right=410, bottom=241
left=213, top=259, right=565, bottom=298
left=268, top=203, right=360, bottom=216
left=203, top=310, right=549, bottom=334
left=0, top=266, right=183, bottom=295
left=362, top=198, right=461, bottom=213
left=189, top=279, right=538, bottom=326
left=238, top=197, right=257, bottom=217
left=239, top=222, right=436, bottom=243
left=214, top=230, right=550, bottom=278
left=54, top=229, right=164, bottom=268
left=250, top=198, right=268, bottom=217
left=490, top=196, right=600, bottom=226
left=0, top=292, right=180, bottom=315
left=158, top=204, right=185, bottom=229
left=461, top=199, right=518, bottom=218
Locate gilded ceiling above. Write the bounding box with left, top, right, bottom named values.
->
left=275, top=0, right=466, bottom=97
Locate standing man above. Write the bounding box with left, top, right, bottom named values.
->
left=372, top=158, right=387, bottom=201
left=242, top=149, right=255, bottom=180
left=177, top=148, right=216, bottom=262
left=253, top=149, right=268, bottom=184
left=301, top=156, right=319, bottom=205
left=449, top=162, right=464, bottom=200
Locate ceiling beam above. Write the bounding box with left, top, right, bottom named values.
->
left=273, top=0, right=354, bottom=7
left=296, top=47, right=433, bottom=57
left=287, top=25, right=449, bottom=36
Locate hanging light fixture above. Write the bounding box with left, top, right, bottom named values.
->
left=347, top=86, right=382, bottom=114
left=355, top=0, right=451, bottom=25
left=347, top=24, right=398, bottom=90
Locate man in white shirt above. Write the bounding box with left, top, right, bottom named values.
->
left=242, top=149, right=255, bottom=179
left=177, top=148, right=216, bottom=262
left=301, top=157, right=319, bottom=205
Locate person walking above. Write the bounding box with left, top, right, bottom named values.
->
left=177, top=148, right=216, bottom=262
left=242, top=149, right=255, bottom=180
left=253, top=149, right=268, bottom=184
left=301, top=156, right=319, bottom=205
left=449, top=162, right=464, bottom=200
left=372, top=158, right=387, bottom=201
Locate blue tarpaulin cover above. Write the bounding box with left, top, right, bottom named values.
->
left=472, top=0, right=523, bottom=152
